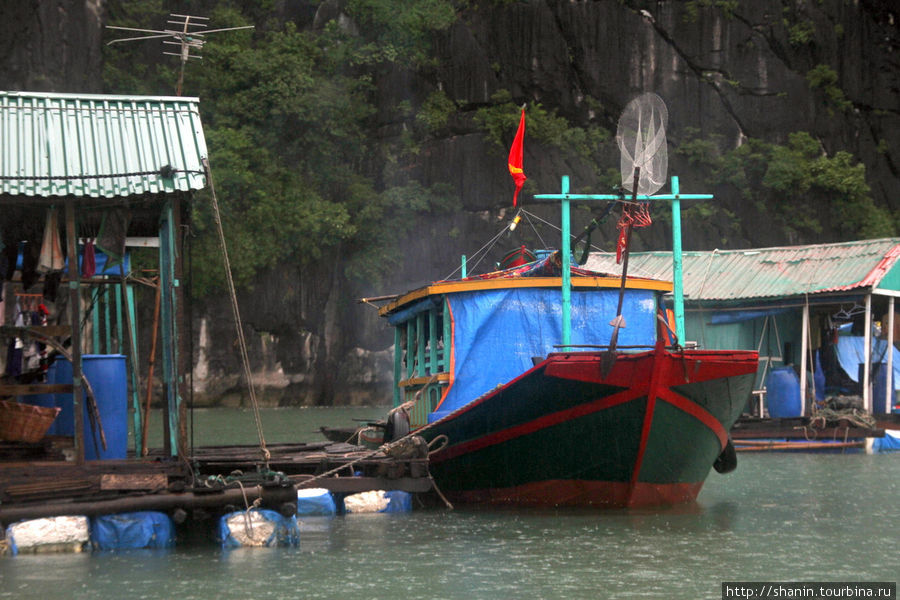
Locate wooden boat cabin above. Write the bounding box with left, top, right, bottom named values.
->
left=378, top=252, right=673, bottom=428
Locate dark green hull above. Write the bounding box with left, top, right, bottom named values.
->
left=420, top=346, right=758, bottom=508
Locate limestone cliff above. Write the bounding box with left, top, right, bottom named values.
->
left=2, top=0, right=897, bottom=406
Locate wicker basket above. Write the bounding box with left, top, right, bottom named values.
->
left=0, top=400, right=61, bottom=443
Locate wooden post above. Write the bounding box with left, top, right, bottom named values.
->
left=800, top=299, right=809, bottom=417
left=863, top=293, right=872, bottom=413
left=393, top=327, right=402, bottom=407
left=560, top=176, right=571, bottom=350
left=65, top=199, right=84, bottom=464
left=885, top=296, right=895, bottom=414
left=670, top=176, right=686, bottom=344
left=172, top=196, right=189, bottom=459
left=159, top=201, right=178, bottom=456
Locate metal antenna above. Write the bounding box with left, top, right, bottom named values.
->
left=107, top=13, right=253, bottom=96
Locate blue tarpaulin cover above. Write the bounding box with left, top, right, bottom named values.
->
left=90, top=511, right=174, bottom=550
left=217, top=509, right=300, bottom=548
left=383, top=491, right=412, bottom=512
left=296, top=488, right=337, bottom=517
left=835, top=335, right=900, bottom=386
left=431, top=286, right=658, bottom=420
left=872, top=430, right=900, bottom=452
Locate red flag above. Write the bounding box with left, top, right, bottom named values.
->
left=507, top=108, right=527, bottom=206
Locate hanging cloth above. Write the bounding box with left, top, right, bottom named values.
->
left=1, top=232, right=16, bottom=282
left=82, top=239, right=96, bottom=279
left=21, top=240, right=40, bottom=291
left=38, top=208, right=66, bottom=273
left=96, top=208, right=130, bottom=268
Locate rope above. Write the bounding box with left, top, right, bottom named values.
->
left=297, top=412, right=454, bottom=509
left=234, top=480, right=266, bottom=544
left=202, top=157, right=270, bottom=468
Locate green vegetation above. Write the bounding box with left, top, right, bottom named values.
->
left=806, top=64, right=852, bottom=113
left=104, top=0, right=459, bottom=296
left=788, top=20, right=816, bottom=45
left=676, top=129, right=895, bottom=241
left=474, top=90, right=610, bottom=160
left=103, top=0, right=891, bottom=297
left=683, top=0, right=740, bottom=23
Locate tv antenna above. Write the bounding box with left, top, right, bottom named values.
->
left=107, top=14, right=254, bottom=96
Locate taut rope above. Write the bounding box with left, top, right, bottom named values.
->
left=202, top=157, right=270, bottom=468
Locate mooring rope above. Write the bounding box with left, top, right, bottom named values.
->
left=202, top=157, right=270, bottom=468
left=297, top=413, right=454, bottom=509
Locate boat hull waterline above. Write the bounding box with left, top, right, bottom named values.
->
left=420, top=345, right=759, bottom=508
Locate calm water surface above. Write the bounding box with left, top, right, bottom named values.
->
left=2, top=407, right=898, bottom=599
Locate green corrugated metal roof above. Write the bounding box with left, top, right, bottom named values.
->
left=585, top=238, right=900, bottom=303
left=0, top=91, right=207, bottom=198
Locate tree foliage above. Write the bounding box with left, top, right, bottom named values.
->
left=676, top=129, right=895, bottom=242
left=104, top=0, right=458, bottom=296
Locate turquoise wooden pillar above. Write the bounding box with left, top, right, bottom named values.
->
left=670, top=176, right=686, bottom=344
left=535, top=176, right=711, bottom=348
left=159, top=201, right=180, bottom=456
left=560, top=176, right=572, bottom=349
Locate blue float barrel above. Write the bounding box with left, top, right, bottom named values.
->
left=766, top=367, right=802, bottom=418
left=51, top=354, right=128, bottom=460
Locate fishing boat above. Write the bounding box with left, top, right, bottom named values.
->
left=377, top=250, right=758, bottom=508
left=370, top=94, right=759, bottom=508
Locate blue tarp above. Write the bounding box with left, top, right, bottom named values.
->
left=217, top=509, right=300, bottom=548
left=90, top=511, right=175, bottom=551
left=872, top=430, right=900, bottom=453
left=835, top=335, right=900, bottom=387
left=432, top=287, right=658, bottom=419
left=296, top=488, right=337, bottom=517
left=382, top=490, right=412, bottom=513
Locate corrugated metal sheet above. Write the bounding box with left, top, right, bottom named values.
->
left=0, top=91, right=207, bottom=198
left=585, top=238, right=900, bottom=302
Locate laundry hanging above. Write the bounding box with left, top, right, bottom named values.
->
left=96, top=208, right=130, bottom=267
left=82, top=239, right=96, bottom=279
left=38, top=207, right=65, bottom=273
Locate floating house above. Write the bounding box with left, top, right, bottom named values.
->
left=0, top=91, right=428, bottom=540
left=0, top=90, right=203, bottom=461
left=586, top=239, right=900, bottom=420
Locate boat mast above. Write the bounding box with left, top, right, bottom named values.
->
left=535, top=175, right=712, bottom=347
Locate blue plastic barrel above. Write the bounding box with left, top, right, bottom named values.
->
left=873, top=363, right=893, bottom=415
left=52, top=354, right=128, bottom=460
left=766, top=367, right=802, bottom=418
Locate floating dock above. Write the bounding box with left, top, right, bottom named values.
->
left=730, top=414, right=897, bottom=452
left=0, top=437, right=432, bottom=524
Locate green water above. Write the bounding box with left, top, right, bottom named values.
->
left=2, top=407, right=898, bottom=599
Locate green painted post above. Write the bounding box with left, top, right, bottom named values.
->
left=126, top=284, right=142, bottom=453
left=533, top=176, right=710, bottom=349
left=461, top=255, right=467, bottom=279
left=442, top=298, right=451, bottom=371
left=103, top=284, right=111, bottom=353
left=670, top=176, right=686, bottom=344
left=159, top=201, right=179, bottom=456
left=393, top=327, right=402, bottom=406
left=416, top=313, right=426, bottom=377
left=115, top=282, right=123, bottom=353
left=560, top=176, right=572, bottom=350
left=91, top=288, right=100, bottom=353
left=406, top=319, right=415, bottom=379
left=428, top=308, right=438, bottom=374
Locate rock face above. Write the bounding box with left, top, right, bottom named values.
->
left=3, top=0, right=898, bottom=406
left=0, top=0, right=104, bottom=92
